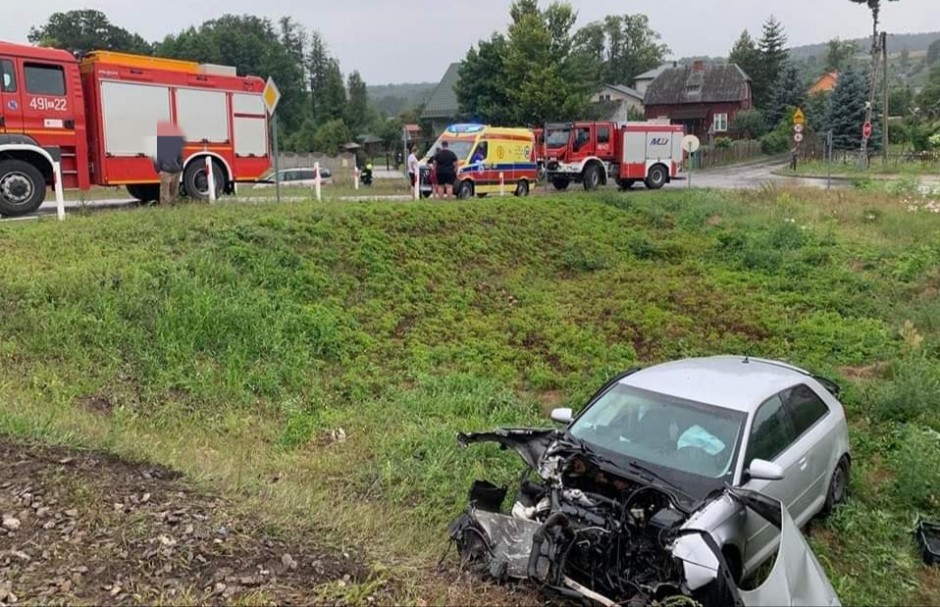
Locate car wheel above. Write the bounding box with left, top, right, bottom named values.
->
left=182, top=159, right=224, bottom=201
left=583, top=164, right=601, bottom=191
left=645, top=164, right=667, bottom=190
left=552, top=178, right=569, bottom=191
left=820, top=455, right=850, bottom=517
left=456, top=180, right=474, bottom=200
left=514, top=180, right=530, bottom=197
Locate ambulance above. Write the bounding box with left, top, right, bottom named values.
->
left=419, top=124, right=538, bottom=199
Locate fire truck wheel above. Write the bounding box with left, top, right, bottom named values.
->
left=0, top=159, right=46, bottom=217
left=582, top=164, right=602, bottom=191
left=514, top=180, right=530, bottom=197
left=645, top=164, right=668, bottom=190
left=182, top=159, right=225, bottom=201
left=126, top=184, right=160, bottom=203
left=551, top=178, right=569, bottom=191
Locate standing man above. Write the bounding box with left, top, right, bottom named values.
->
left=430, top=141, right=458, bottom=199
left=155, top=120, right=185, bottom=205
left=407, top=145, right=419, bottom=193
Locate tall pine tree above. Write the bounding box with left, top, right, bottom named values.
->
left=825, top=66, right=880, bottom=151
left=346, top=71, right=370, bottom=134
left=728, top=30, right=761, bottom=86
left=765, top=63, right=806, bottom=130
left=753, top=16, right=789, bottom=109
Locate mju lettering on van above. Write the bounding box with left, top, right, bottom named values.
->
left=649, top=137, right=671, bottom=146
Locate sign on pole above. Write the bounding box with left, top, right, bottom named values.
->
left=792, top=108, right=805, bottom=126
left=793, top=133, right=804, bottom=143
left=263, top=77, right=282, bottom=204
left=682, top=135, right=700, bottom=188
left=793, top=124, right=804, bottom=134
left=862, top=121, right=873, bottom=140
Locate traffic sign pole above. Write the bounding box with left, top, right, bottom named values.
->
left=262, top=77, right=282, bottom=204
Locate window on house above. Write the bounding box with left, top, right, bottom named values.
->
left=713, top=113, right=728, bottom=133
left=24, top=63, right=66, bottom=96
left=1, top=60, right=16, bottom=93
left=685, top=84, right=701, bottom=94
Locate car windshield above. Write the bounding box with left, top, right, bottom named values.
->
left=546, top=128, right=571, bottom=148
left=568, top=383, right=746, bottom=494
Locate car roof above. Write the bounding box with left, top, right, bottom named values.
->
left=619, top=356, right=817, bottom=413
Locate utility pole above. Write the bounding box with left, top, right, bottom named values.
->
left=882, top=31, right=889, bottom=166
left=859, top=11, right=882, bottom=168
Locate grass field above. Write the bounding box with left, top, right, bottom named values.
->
left=781, top=158, right=940, bottom=179
left=2, top=183, right=940, bottom=605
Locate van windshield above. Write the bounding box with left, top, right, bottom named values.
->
left=422, top=138, right=474, bottom=162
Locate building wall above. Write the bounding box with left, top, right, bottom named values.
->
left=634, top=79, right=654, bottom=97
left=592, top=88, right=644, bottom=113
left=644, top=101, right=747, bottom=140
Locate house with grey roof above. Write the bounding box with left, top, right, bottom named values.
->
left=642, top=61, right=752, bottom=141
left=592, top=83, right=645, bottom=113
left=633, top=62, right=679, bottom=97
left=420, top=62, right=461, bottom=136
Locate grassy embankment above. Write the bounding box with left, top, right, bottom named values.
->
left=779, top=158, right=940, bottom=180
left=1, top=184, right=940, bottom=605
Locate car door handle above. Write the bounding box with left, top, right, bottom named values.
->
left=798, top=457, right=808, bottom=471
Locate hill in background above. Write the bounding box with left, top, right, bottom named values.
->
left=367, top=82, right=436, bottom=116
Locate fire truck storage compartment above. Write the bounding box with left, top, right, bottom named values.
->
left=100, top=81, right=171, bottom=156
left=175, top=88, right=229, bottom=143
left=232, top=93, right=267, bottom=157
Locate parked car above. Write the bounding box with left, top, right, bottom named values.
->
left=449, top=355, right=848, bottom=607
left=253, top=167, right=333, bottom=188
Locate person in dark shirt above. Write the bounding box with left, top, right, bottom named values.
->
left=430, top=140, right=459, bottom=199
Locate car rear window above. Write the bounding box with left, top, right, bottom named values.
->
left=746, top=394, right=795, bottom=463
left=785, top=384, right=830, bottom=437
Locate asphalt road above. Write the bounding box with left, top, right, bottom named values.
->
left=4, top=159, right=935, bottom=223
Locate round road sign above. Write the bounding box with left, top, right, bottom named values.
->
left=862, top=121, right=873, bottom=139
left=681, top=134, right=701, bottom=153
left=793, top=124, right=804, bottom=134
left=793, top=133, right=804, bottom=143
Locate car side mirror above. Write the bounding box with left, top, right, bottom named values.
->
left=550, top=407, right=573, bottom=424
left=746, top=459, right=785, bottom=481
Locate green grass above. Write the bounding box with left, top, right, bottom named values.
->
left=2, top=185, right=940, bottom=605
left=781, top=158, right=940, bottom=179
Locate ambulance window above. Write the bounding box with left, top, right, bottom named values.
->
left=472, top=141, right=488, bottom=161
left=0, top=60, right=15, bottom=93
left=24, top=63, right=66, bottom=96
left=598, top=126, right=610, bottom=144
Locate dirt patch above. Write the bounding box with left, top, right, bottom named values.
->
left=840, top=362, right=889, bottom=382
left=77, top=395, right=114, bottom=416
left=0, top=437, right=372, bottom=606
left=913, top=565, right=940, bottom=607
left=705, top=214, right=723, bottom=227
left=536, top=390, right=566, bottom=417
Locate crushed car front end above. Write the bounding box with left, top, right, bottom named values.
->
left=447, top=428, right=840, bottom=607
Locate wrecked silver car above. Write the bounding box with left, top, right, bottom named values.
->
left=447, top=356, right=846, bottom=606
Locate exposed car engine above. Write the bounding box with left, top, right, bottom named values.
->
left=447, top=429, right=741, bottom=607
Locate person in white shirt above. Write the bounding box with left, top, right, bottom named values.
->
left=407, top=145, right=419, bottom=192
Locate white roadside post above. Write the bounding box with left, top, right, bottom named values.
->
left=205, top=156, right=217, bottom=202
left=53, top=160, right=65, bottom=220
left=414, top=164, right=420, bottom=201
left=499, top=171, right=505, bottom=196
left=681, top=134, right=701, bottom=188
left=354, top=164, right=359, bottom=190
left=314, top=161, right=322, bottom=202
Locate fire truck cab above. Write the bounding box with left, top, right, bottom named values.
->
left=0, top=40, right=270, bottom=217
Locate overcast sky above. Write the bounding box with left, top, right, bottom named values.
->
left=4, top=0, right=940, bottom=84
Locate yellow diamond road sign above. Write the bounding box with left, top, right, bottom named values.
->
left=262, top=77, right=281, bottom=115
left=792, top=108, right=805, bottom=126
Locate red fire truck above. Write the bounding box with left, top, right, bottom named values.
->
left=541, top=121, right=686, bottom=192
left=0, top=41, right=271, bottom=217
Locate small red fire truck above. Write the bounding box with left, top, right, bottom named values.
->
left=0, top=41, right=271, bottom=217
left=541, top=121, right=686, bottom=192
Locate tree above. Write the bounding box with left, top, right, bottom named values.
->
left=825, top=38, right=859, bottom=72
left=900, top=46, right=911, bottom=71
left=730, top=109, right=767, bottom=139
left=927, top=39, right=940, bottom=67
left=889, top=85, right=915, bottom=116
left=306, top=31, right=334, bottom=124
left=765, top=63, right=806, bottom=130
left=728, top=31, right=762, bottom=86
left=454, top=34, right=513, bottom=124
left=753, top=16, right=789, bottom=109
left=455, top=0, right=599, bottom=126
left=574, top=14, right=670, bottom=85
left=346, top=71, right=371, bottom=133
left=28, top=9, right=152, bottom=55
left=806, top=91, right=830, bottom=132
left=918, top=65, right=940, bottom=119
left=157, top=15, right=306, bottom=130
left=826, top=66, right=880, bottom=150
left=319, top=59, right=348, bottom=123
left=312, top=119, right=352, bottom=153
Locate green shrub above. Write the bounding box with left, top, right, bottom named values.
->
left=760, top=130, right=789, bottom=155
left=892, top=425, right=940, bottom=513
left=714, top=137, right=733, bottom=149
left=866, top=356, right=940, bottom=428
